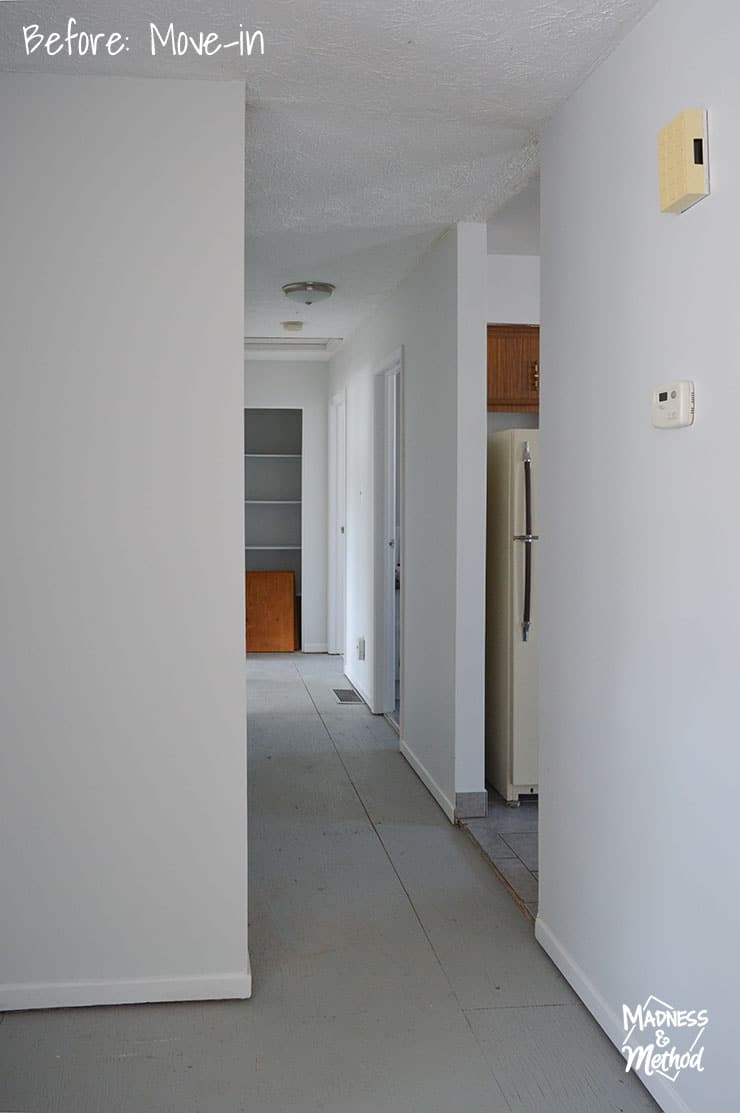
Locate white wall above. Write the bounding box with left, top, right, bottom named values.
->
left=487, top=254, right=540, bottom=325
left=244, top=360, right=329, bottom=652
left=487, top=176, right=540, bottom=256
left=330, top=224, right=488, bottom=819
left=455, top=226, right=489, bottom=796
left=0, top=74, right=249, bottom=1010
left=538, top=2, right=739, bottom=1110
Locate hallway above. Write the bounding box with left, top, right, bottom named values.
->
left=0, top=654, right=658, bottom=1113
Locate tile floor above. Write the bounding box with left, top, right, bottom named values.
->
left=0, top=653, right=659, bottom=1113
left=462, top=792, right=540, bottom=919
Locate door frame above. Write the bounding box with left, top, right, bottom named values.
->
left=327, top=390, right=346, bottom=656
left=373, top=347, right=403, bottom=718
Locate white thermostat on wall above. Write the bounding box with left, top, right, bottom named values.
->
left=651, top=380, right=695, bottom=429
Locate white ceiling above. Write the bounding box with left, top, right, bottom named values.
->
left=0, top=1, right=655, bottom=342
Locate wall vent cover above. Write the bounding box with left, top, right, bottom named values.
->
left=333, top=688, right=362, bottom=705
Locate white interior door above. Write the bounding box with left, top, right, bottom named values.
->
left=328, top=392, right=346, bottom=655
left=373, top=349, right=403, bottom=719
left=382, top=370, right=398, bottom=713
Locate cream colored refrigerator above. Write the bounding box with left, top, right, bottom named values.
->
left=485, top=429, right=539, bottom=803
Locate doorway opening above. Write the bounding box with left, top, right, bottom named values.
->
left=244, top=407, right=303, bottom=652
left=460, top=324, right=541, bottom=919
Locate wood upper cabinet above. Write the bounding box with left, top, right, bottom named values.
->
left=487, top=324, right=540, bottom=412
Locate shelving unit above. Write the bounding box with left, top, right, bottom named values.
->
left=244, top=409, right=302, bottom=649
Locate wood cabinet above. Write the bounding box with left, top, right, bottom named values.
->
left=246, top=571, right=298, bottom=652
left=487, top=324, right=540, bottom=412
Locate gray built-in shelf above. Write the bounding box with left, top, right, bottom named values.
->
left=244, top=408, right=302, bottom=594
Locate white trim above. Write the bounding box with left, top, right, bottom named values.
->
left=400, top=739, right=455, bottom=822
left=0, top=966, right=252, bottom=1012
left=384, top=712, right=400, bottom=737
left=535, top=918, right=693, bottom=1113
left=303, top=642, right=329, bottom=653
left=296, top=404, right=306, bottom=652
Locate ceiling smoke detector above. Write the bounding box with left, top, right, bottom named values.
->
left=282, top=281, right=336, bottom=306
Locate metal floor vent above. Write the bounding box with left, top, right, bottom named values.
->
left=334, top=688, right=362, bottom=705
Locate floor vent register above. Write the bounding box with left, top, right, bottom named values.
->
left=333, top=688, right=363, bottom=705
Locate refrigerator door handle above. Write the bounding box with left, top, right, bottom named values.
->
left=513, top=441, right=537, bottom=642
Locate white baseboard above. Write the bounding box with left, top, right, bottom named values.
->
left=399, top=739, right=455, bottom=823
left=0, top=965, right=252, bottom=1012
left=342, top=665, right=375, bottom=713
left=535, top=917, right=693, bottom=1113
left=351, top=680, right=374, bottom=711
left=302, top=643, right=328, bottom=654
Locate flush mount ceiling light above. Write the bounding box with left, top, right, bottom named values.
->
left=282, top=281, right=336, bottom=306
left=244, top=337, right=344, bottom=357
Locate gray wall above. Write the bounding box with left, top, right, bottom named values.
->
left=0, top=74, right=249, bottom=1009
left=538, top=2, right=739, bottom=1109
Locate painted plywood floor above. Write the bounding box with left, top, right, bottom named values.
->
left=0, top=653, right=659, bottom=1113
left=462, top=792, right=540, bottom=919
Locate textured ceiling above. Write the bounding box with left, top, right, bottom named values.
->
left=0, top=0, right=656, bottom=341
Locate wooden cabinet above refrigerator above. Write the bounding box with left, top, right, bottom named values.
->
left=487, top=324, right=540, bottom=413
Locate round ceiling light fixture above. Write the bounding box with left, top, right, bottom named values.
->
left=282, top=281, right=336, bottom=306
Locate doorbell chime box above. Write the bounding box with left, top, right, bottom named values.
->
left=658, top=109, right=709, bottom=214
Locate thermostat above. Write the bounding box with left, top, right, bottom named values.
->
left=652, top=381, right=695, bottom=429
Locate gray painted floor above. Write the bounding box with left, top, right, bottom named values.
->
left=0, top=653, right=659, bottom=1113
left=462, top=792, right=541, bottom=918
